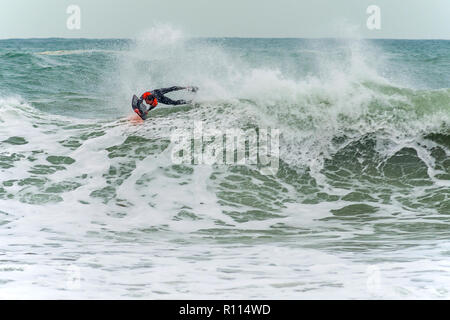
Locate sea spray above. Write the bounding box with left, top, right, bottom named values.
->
left=0, top=28, right=449, bottom=298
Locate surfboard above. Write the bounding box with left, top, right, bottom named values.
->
left=132, top=94, right=139, bottom=110
left=131, top=94, right=148, bottom=120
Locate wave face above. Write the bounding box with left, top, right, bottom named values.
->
left=0, top=29, right=449, bottom=299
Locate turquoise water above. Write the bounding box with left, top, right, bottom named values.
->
left=0, top=29, right=449, bottom=298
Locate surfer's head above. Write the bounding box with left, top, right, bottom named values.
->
left=142, top=91, right=153, bottom=102
left=142, top=91, right=158, bottom=107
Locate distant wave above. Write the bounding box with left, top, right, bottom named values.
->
left=36, top=49, right=121, bottom=56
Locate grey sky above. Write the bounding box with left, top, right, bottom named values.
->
left=0, top=0, right=448, bottom=39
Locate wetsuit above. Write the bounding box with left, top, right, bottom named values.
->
left=133, top=86, right=197, bottom=120
left=142, top=86, right=192, bottom=111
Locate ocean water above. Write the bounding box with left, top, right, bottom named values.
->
left=0, top=28, right=449, bottom=299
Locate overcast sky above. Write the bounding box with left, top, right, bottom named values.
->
left=0, top=0, right=449, bottom=39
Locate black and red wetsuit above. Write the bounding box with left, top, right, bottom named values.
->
left=133, top=86, right=197, bottom=120
left=141, top=86, right=191, bottom=111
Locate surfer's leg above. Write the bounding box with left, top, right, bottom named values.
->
left=157, top=86, right=187, bottom=95
left=158, top=95, right=190, bottom=105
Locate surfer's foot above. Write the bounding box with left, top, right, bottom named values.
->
left=187, top=86, right=198, bottom=93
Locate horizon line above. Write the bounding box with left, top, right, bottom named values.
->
left=1, top=36, right=449, bottom=41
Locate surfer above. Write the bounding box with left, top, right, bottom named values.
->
left=133, top=86, right=198, bottom=120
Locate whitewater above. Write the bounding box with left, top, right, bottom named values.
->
left=0, top=27, right=449, bottom=299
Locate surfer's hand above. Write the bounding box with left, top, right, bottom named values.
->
left=187, top=86, right=198, bottom=93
